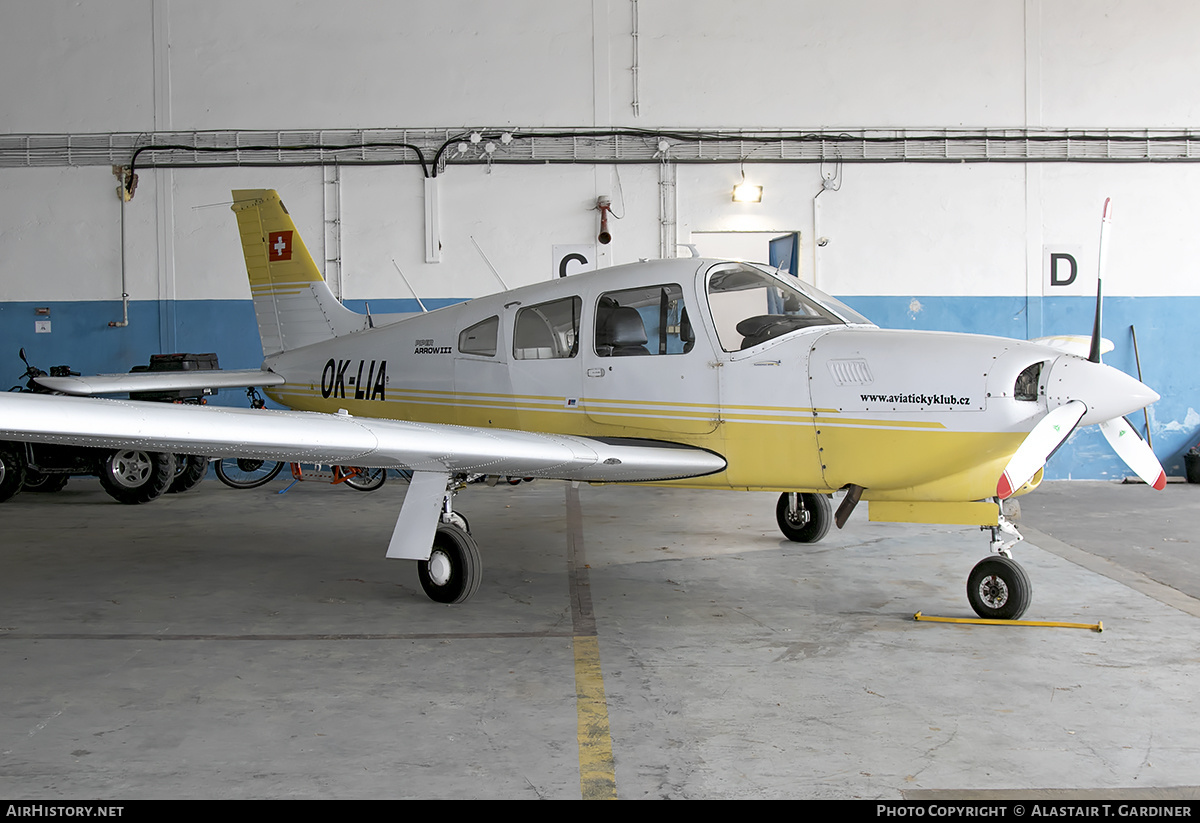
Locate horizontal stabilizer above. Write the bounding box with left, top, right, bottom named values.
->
left=34, top=369, right=286, bottom=396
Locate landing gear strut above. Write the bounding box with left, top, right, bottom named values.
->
left=440, top=482, right=470, bottom=533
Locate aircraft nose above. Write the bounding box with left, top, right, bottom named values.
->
left=1043, top=355, right=1159, bottom=425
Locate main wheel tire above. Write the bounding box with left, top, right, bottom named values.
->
left=967, top=555, right=1033, bottom=620
left=343, top=467, right=387, bottom=491
left=97, top=449, right=174, bottom=505
left=417, top=524, right=482, bottom=604
left=23, top=470, right=68, bottom=493
left=0, top=442, right=27, bottom=503
left=167, top=455, right=208, bottom=494
left=775, top=492, right=832, bottom=543
left=214, top=457, right=285, bottom=489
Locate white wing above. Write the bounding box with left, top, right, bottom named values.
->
left=0, top=392, right=725, bottom=483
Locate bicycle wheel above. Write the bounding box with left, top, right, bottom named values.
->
left=214, top=457, right=285, bottom=489
left=342, top=467, right=387, bottom=492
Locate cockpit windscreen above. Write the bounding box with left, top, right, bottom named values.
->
left=705, top=264, right=872, bottom=352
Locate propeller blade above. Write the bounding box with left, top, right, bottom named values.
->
left=1088, top=198, right=1112, bottom=364
left=998, top=400, right=1087, bottom=499
left=1088, top=280, right=1104, bottom=364
left=1099, top=417, right=1167, bottom=490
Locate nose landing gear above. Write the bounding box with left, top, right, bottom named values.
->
left=967, top=506, right=1032, bottom=620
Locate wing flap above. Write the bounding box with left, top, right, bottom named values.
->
left=0, top=393, right=725, bottom=483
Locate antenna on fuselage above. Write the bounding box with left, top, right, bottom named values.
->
left=391, top=259, right=428, bottom=313
left=470, top=236, right=510, bottom=290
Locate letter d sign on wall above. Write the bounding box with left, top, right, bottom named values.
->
left=1043, top=246, right=1087, bottom=295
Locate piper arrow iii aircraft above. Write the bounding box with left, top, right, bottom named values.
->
left=0, top=191, right=1165, bottom=618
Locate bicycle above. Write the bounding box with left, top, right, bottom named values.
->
left=212, top=388, right=386, bottom=493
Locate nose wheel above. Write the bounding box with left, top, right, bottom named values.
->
left=967, top=555, right=1032, bottom=620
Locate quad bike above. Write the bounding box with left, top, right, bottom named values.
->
left=0, top=348, right=209, bottom=505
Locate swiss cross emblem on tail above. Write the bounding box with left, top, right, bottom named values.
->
left=268, top=230, right=293, bottom=261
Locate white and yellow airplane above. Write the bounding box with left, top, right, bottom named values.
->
left=0, top=190, right=1165, bottom=618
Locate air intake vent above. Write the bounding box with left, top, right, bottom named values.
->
left=828, top=358, right=874, bottom=386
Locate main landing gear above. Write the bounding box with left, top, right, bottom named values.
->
left=775, top=492, right=832, bottom=544
left=409, top=475, right=482, bottom=605
left=405, top=475, right=536, bottom=603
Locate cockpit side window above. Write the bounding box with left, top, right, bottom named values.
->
left=458, top=315, right=499, bottom=357
left=706, top=265, right=845, bottom=352
left=595, top=284, right=690, bottom=357
left=513, top=296, right=581, bottom=360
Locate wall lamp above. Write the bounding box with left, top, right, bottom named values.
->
left=732, top=171, right=762, bottom=203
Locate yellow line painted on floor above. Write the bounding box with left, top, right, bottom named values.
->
left=574, top=634, right=617, bottom=799
left=566, top=485, right=618, bottom=799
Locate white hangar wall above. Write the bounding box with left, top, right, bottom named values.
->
left=1, top=0, right=1198, bottom=478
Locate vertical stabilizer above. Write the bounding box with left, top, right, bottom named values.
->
left=232, top=189, right=367, bottom=356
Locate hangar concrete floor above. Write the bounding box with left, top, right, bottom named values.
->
left=2, top=474, right=1199, bottom=800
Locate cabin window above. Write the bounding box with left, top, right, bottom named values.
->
left=706, top=265, right=845, bottom=352
left=458, top=316, right=499, bottom=357
left=513, top=297, right=581, bottom=360
left=595, top=284, right=691, bottom=357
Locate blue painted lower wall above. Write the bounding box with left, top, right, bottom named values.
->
left=3, top=295, right=1197, bottom=480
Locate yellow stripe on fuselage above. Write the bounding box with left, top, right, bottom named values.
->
left=266, top=382, right=1014, bottom=501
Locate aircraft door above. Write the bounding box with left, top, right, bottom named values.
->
left=502, top=295, right=588, bottom=435
left=582, top=284, right=719, bottom=436
left=701, top=263, right=826, bottom=490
